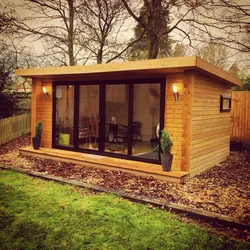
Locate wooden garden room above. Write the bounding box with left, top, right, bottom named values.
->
left=16, top=56, right=241, bottom=183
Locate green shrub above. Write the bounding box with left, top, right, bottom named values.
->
left=160, top=129, right=173, bottom=154
left=35, top=121, right=42, bottom=138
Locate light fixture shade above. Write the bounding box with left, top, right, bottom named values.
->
left=42, top=86, right=47, bottom=92
left=172, top=84, right=178, bottom=102
left=172, top=84, right=178, bottom=93
left=42, top=86, right=48, bottom=99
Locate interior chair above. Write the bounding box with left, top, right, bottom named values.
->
left=88, top=116, right=99, bottom=143
left=132, top=121, right=142, bottom=145
left=109, top=124, right=119, bottom=143
left=122, top=121, right=142, bottom=145
left=78, top=117, right=89, bottom=144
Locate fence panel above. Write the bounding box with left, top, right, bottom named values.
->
left=0, top=113, right=31, bottom=146
left=231, top=92, right=250, bottom=143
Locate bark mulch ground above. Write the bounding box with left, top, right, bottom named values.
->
left=0, top=135, right=249, bottom=241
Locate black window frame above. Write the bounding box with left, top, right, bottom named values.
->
left=52, top=78, right=166, bottom=165
left=220, top=94, right=231, bottom=112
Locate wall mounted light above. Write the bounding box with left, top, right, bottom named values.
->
left=42, top=86, right=48, bottom=99
left=172, top=84, right=178, bottom=102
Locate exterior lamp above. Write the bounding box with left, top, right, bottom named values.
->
left=42, top=86, right=48, bottom=99
left=172, top=84, right=178, bottom=102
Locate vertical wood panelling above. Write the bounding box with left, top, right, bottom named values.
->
left=32, top=79, right=52, bottom=148
left=41, top=80, right=52, bottom=148
left=190, top=73, right=231, bottom=177
left=31, top=79, right=37, bottom=139
left=165, top=73, right=185, bottom=171
left=231, top=92, right=250, bottom=143
left=181, top=71, right=194, bottom=172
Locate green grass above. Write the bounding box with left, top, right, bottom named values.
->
left=0, top=170, right=249, bottom=250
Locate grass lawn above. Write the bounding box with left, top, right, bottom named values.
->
left=0, top=170, right=249, bottom=250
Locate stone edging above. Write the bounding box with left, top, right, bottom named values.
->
left=1, top=165, right=249, bottom=230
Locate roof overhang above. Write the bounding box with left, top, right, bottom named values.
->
left=15, top=56, right=242, bottom=86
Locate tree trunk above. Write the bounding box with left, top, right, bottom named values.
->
left=68, top=0, right=75, bottom=66
left=148, top=33, right=159, bottom=59
left=97, top=45, right=103, bottom=64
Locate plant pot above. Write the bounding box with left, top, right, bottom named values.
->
left=161, top=153, right=173, bottom=172
left=32, top=136, right=41, bottom=150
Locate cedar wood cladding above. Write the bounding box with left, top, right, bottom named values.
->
left=165, top=73, right=185, bottom=171
left=31, top=72, right=233, bottom=175
left=31, top=79, right=53, bottom=148
left=190, top=73, right=231, bottom=177
left=165, top=71, right=193, bottom=172
left=33, top=74, right=186, bottom=172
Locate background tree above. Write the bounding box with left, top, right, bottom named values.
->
left=171, top=43, right=189, bottom=57
left=8, top=0, right=85, bottom=66
left=78, top=0, right=133, bottom=64
left=126, top=0, right=171, bottom=60
left=123, top=0, right=250, bottom=61
left=197, top=0, right=250, bottom=53
left=4, top=0, right=141, bottom=66
left=195, top=42, right=230, bottom=70
left=232, top=75, right=250, bottom=91
left=0, top=2, right=33, bottom=93
left=1, top=0, right=249, bottom=66
left=0, top=44, right=14, bottom=93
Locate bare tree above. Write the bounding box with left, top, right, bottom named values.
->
left=3, top=0, right=142, bottom=65
left=122, top=0, right=250, bottom=59
left=79, top=0, right=123, bottom=64
left=0, top=44, right=13, bottom=93
left=171, top=43, right=189, bottom=57
left=127, top=0, right=172, bottom=60
left=195, top=42, right=230, bottom=70
left=0, top=2, right=33, bottom=92
left=78, top=0, right=145, bottom=64
left=122, top=0, right=174, bottom=59
left=0, top=5, right=15, bottom=35
left=3, top=0, right=249, bottom=66
left=122, top=0, right=218, bottom=59
left=183, top=0, right=250, bottom=53
left=7, top=0, right=86, bottom=66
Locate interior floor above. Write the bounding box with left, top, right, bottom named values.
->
left=79, top=141, right=159, bottom=160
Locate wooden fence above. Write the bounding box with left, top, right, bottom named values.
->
left=0, top=113, right=31, bottom=145
left=230, top=92, right=250, bottom=143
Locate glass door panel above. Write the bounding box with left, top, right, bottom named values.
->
left=55, top=85, right=74, bottom=147
left=79, top=85, right=99, bottom=150
left=105, top=84, right=128, bottom=155
left=132, top=83, right=160, bottom=160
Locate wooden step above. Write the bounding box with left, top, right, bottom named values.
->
left=19, top=146, right=189, bottom=184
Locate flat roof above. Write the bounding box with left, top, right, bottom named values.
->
left=15, top=56, right=242, bottom=86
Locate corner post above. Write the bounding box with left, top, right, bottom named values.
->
left=181, top=71, right=194, bottom=172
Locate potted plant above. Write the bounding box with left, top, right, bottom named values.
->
left=160, top=128, right=173, bottom=171
left=32, top=121, right=42, bottom=149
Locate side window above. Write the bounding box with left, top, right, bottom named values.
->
left=220, top=95, right=231, bottom=112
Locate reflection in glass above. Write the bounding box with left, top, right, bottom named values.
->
left=55, top=85, right=74, bottom=147
left=132, top=83, right=160, bottom=160
left=105, top=84, right=128, bottom=155
left=78, top=85, right=99, bottom=150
